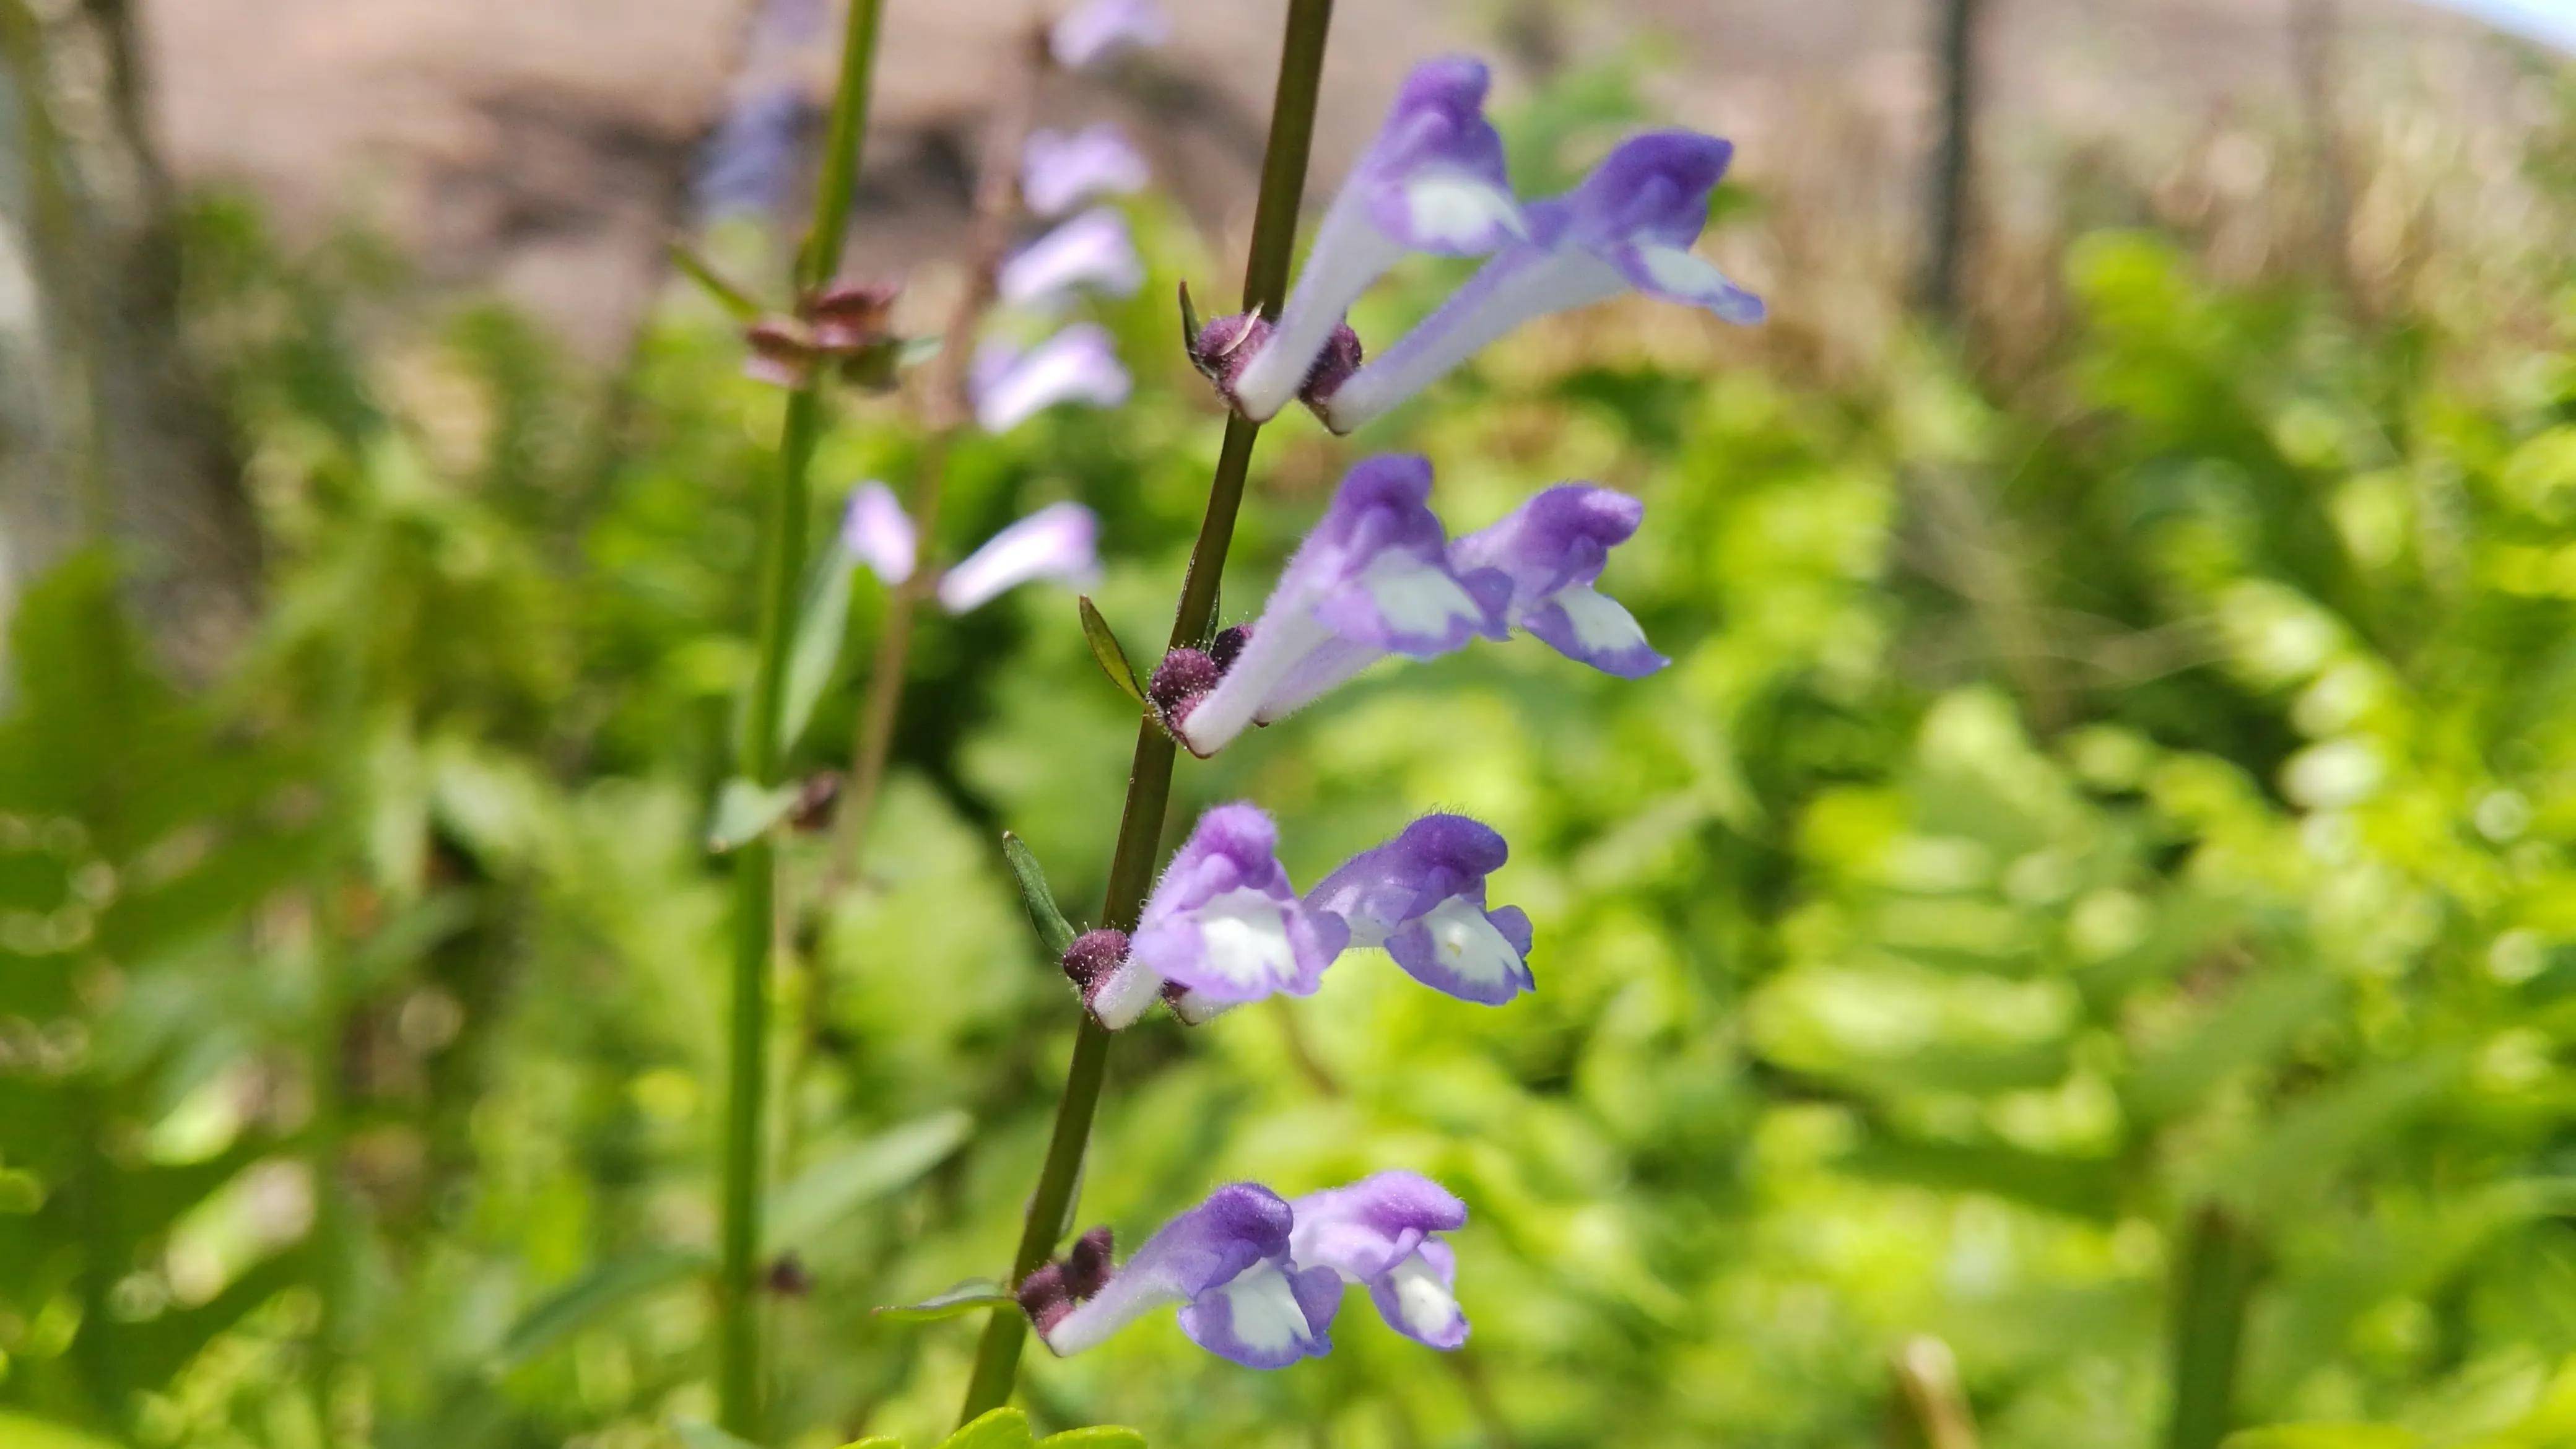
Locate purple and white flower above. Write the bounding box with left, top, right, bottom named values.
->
left=1168, top=455, right=1507, bottom=757
left=839, top=484, right=1099, bottom=612
left=1222, top=57, right=1522, bottom=422
left=1450, top=484, right=1666, bottom=677
left=999, top=207, right=1147, bottom=307
left=1022, top=123, right=1151, bottom=217
left=1309, top=814, right=1534, bottom=1005
left=1287, top=1171, right=1470, bottom=1349
left=1049, top=0, right=1167, bottom=70
left=1085, top=803, right=1346, bottom=1029
left=1320, top=131, right=1762, bottom=433
left=970, top=323, right=1132, bottom=432
left=1033, top=1182, right=1341, bottom=1369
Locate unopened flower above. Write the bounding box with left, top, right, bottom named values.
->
left=970, top=323, right=1132, bottom=432
left=1050, top=0, right=1167, bottom=70
left=1220, top=57, right=1521, bottom=422
left=1023, top=123, right=1151, bottom=217
left=999, top=208, right=1147, bottom=307
left=1309, top=814, right=1533, bottom=1004
left=839, top=484, right=1099, bottom=611
left=1168, top=455, right=1506, bottom=757
left=1033, top=1182, right=1339, bottom=1368
left=1083, top=803, right=1345, bottom=1029
left=742, top=280, right=902, bottom=388
left=1287, top=1171, right=1470, bottom=1349
left=1450, top=484, right=1665, bottom=677
left=1320, top=131, right=1762, bottom=433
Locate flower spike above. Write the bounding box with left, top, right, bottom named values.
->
left=1320, top=130, right=1762, bottom=433
left=1309, top=814, right=1534, bottom=1004
left=1219, top=57, right=1522, bottom=422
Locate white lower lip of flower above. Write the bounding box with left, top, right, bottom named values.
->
left=1383, top=1253, right=1461, bottom=1340
left=1189, top=887, right=1298, bottom=996
left=1088, top=956, right=1167, bottom=1030
left=1209, top=1261, right=1316, bottom=1355
left=1322, top=247, right=1628, bottom=433
left=1421, top=896, right=1521, bottom=990
left=1360, top=553, right=1484, bottom=640
left=1627, top=243, right=1744, bottom=308
left=1549, top=585, right=1650, bottom=654
left=1400, top=170, right=1523, bottom=249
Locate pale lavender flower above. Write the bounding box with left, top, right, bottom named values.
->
left=1286, top=1172, right=1470, bottom=1349
left=1085, top=803, right=1346, bottom=1029
left=1050, top=0, right=1168, bottom=69
left=998, top=208, right=1147, bottom=307
left=970, top=323, right=1132, bottom=433
left=840, top=482, right=918, bottom=585
left=1032, top=1182, right=1339, bottom=1369
left=1309, top=814, right=1533, bottom=1005
left=1167, top=455, right=1507, bottom=758
left=1222, top=57, right=1523, bottom=421
left=936, top=502, right=1100, bottom=611
left=1450, top=484, right=1666, bottom=677
left=1320, top=131, right=1762, bottom=433
left=1022, top=123, right=1151, bottom=217
left=696, top=87, right=809, bottom=219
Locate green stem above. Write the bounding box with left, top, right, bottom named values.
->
left=953, top=0, right=1336, bottom=1422
left=715, top=0, right=886, bottom=1435
left=2164, top=1201, right=2260, bottom=1449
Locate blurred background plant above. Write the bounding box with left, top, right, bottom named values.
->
left=6, top=1, right=2576, bottom=1447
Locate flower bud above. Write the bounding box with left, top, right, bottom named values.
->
left=1059, top=928, right=1132, bottom=992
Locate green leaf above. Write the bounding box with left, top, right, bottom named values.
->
left=2221, top=1428, right=2419, bottom=1449
left=781, top=544, right=860, bottom=756
left=673, top=1419, right=765, bottom=1449
left=1077, top=597, right=1146, bottom=710
left=872, top=1277, right=1014, bottom=1321
left=939, top=1409, right=1037, bottom=1449
left=1002, top=832, right=1077, bottom=956
left=0, top=1412, right=127, bottom=1449
left=835, top=1440, right=905, bottom=1449
left=1036, top=1429, right=1147, bottom=1449
left=765, top=1110, right=973, bottom=1253
left=491, top=1247, right=710, bottom=1373
left=665, top=240, right=764, bottom=320
left=1842, top=1138, right=2121, bottom=1221
left=707, top=778, right=801, bottom=853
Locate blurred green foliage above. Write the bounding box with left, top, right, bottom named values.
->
left=8, top=55, right=2576, bottom=1449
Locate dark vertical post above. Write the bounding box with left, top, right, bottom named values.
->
left=1921, top=0, right=1985, bottom=323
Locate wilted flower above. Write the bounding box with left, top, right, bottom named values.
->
left=999, top=208, right=1147, bottom=307
left=1218, top=56, right=1521, bottom=422
left=1286, top=1171, right=1470, bottom=1349
left=1050, top=0, right=1167, bottom=69
left=1309, top=814, right=1533, bottom=1004
left=1022, top=123, right=1151, bottom=217
left=1319, top=131, right=1762, bottom=432
left=1081, top=803, right=1345, bottom=1029
left=1030, top=1182, right=1339, bottom=1368
left=1166, top=455, right=1505, bottom=758
left=970, top=323, right=1132, bottom=432
left=1450, top=484, right=1666, bottom=677
left=840, top=484, right=1099, bottom=611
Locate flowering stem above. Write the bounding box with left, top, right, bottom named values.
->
left=716, top=0, right=885, bottom=1435
left=954, top=0, right=1336, bottom=1422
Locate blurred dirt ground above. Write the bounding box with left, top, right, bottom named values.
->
left=142, top=0, right=2543, bottom=356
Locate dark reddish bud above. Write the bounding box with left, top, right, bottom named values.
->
left=1188, top=311, right=1271, bottom=396
left=1016, top=1260, right=1074, bottom=1334
left=1063, top=1225, right=1115, bottom=1299
left=766, top=1253, right=813, bottom=1296
left=1207, top=625, right=1250, bottom=674
left=1299, top=321, right=1364, bottom=406
left=1060, top=928, right=1131, bottom=992
left=804, top=279, right=899, bottom=350
left=744, top=319, right=821, bottom=387
left=1149, top=646, right=1221, bottom=720
left=788, top=770, right=845, bottom=832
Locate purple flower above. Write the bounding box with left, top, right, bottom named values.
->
left=970, top=323, right=1132, bottom=433
left=1170, top=455, right=1507, bottom=757
left=1320, top=131, right=1762, bottom=433
left=1287, top=1172, right=1470, bottom=1349
left=838, top=485, right=1099, bottom=612
left=1309, top=815, right=1534, bottom=1005
left=1050, top=0, right=1167, bottom=69
left=695, top=87, right=810, bottom=219
left=1224, top=57, right=1522, bottom=422
left=1023, top=123, right=1151, bottom=217
left=1449, top=484, right=1666, bottom=677
left=998, top=208, right=1146, bottom=308
left=1086, top=804, right=1346, bottom=1029
left=1035, top=1182, right=1341, bottom=1368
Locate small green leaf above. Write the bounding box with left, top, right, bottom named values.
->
left=781, top=543, right=861, bottom=755
left=873, top=1277, right=1014, bottom=1321
left=493, top=1248, right=710, bottom=1372
left=674, top=1419, right=765, bottom=1449
left=1177, top=280, right=1201, bottom=357
left=708, top=778, right=801, bottom=853
left=939, top=1409, right=1037, bottom=1449
left=1037, top=1429, right=1147, bottom=1449
left=1078, top=597, right=1147, bottom=710
left=1003, top=832, right=1077, bottom=955
left=0, top=1411, right=128, bottom=1449
left=666, top=239, right=763, bottom=320
left=766, top=1110, right=974, bottom=1252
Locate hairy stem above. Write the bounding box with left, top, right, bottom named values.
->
left=715, top=0, right=886, bottom=1435
left=954, top=0, right=1336, bottom=1422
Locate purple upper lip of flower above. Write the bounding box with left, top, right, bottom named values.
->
left=1307, top=814, right=1536, bottom=1006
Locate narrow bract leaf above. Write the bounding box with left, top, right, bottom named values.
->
left=1077, top=596, right=1146, bottom=708
left=1003, top=832, right=1077, bottom=955
left=666, top=238, right=764, bottom=320
left=493, top=1247, right=710, bottom=1372
left=766, top=1110, right=975, bottom=1251
left=708, top=778, right=801, bottom=853
left=781, top=542, right=861, bottom=755
left=872, top=1277, right=1014, bottom=1321
left=941, top=1409, right=1038, bottom=1449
